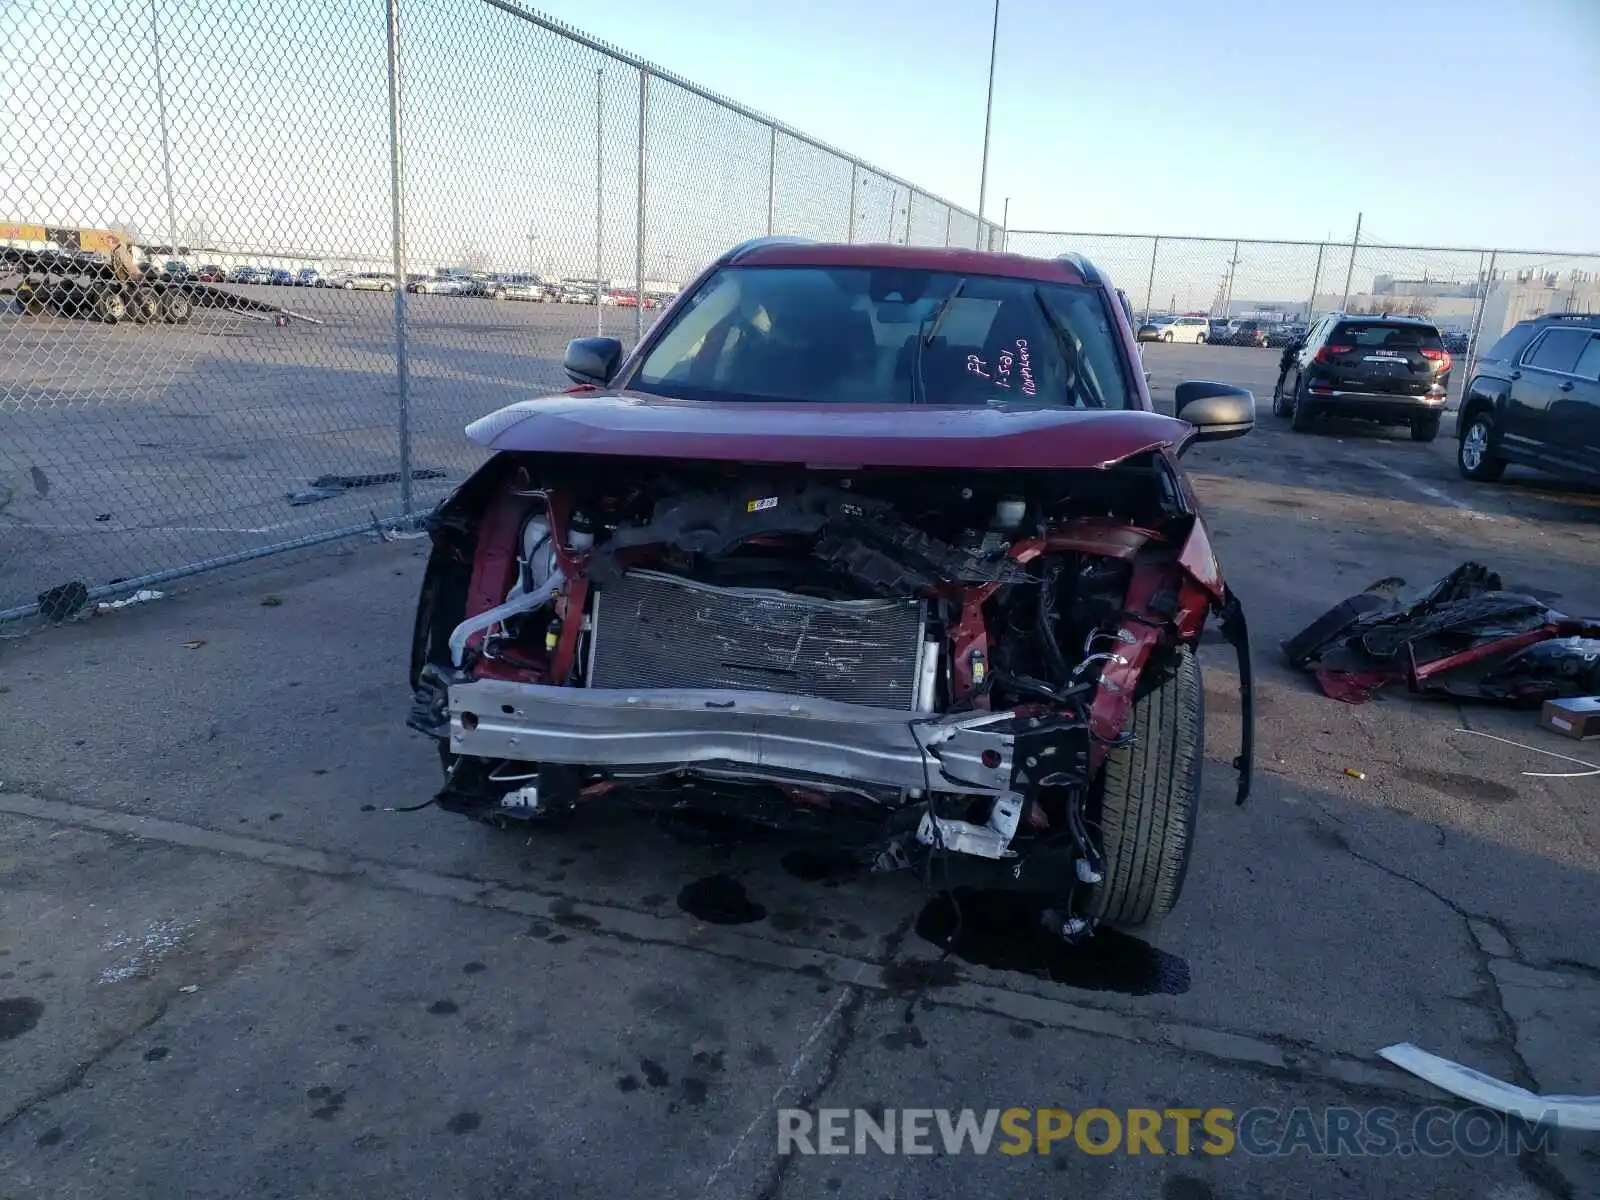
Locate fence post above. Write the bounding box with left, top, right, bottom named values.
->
left=904, top=189, right=914, bottom=245
left=1222, top=240, right=1240, bottom=315
left=382, top=0, right=412, bottom=516
left=1465, top=250, right=1497, bottom=384
left=765, top=125, right=776, bottom=236
left=1340, top=212, right=1362, bottom=312
left=1141, top=236, right=1160, bottom=323
left=635, top=68, right=649, bottom=344
left=595, top=68, right=604, bottom=336
left=847, top=163, right=858, bottom=242
left=943, top=208, right=951, bottom=247
left=1306, top=242, right=1325, bottom=321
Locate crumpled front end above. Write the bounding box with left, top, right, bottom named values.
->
left=409, top=446, right=1252, bottom=915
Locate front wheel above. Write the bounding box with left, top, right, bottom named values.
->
left=1086, top=646, right=1202, bottom=929
left=1410, top=414, right=1440, bottom=443
left=1196, top=334, right=1206, bottom=344
left=1270, top=375, right=1291, bottom=418
left=1162, top=331, right=1173, bottom=343
left=1457, top=409, right=1507, bottom=481
left=381, top=282, right=394, bottom=292
left=343, top=280, right=355, bottom=290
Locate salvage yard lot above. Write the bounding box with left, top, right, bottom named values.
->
left=4, top=335, right=1600, bottom=1198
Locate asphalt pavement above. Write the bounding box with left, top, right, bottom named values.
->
left=2, top=340, right=1600, bottom=1198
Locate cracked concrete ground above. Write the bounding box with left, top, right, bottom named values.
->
left=2, top=343, right=1599, bottom=1198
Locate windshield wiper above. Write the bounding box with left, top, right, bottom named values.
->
left=1033, top=286, right=1106, bottom=409
left=912, top=278, right=967, bottom=405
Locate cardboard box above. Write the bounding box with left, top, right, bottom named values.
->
left=1540, top=696, right=1600, bottom=741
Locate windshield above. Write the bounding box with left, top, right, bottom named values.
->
left=630, top=265, right=1133, bottom=409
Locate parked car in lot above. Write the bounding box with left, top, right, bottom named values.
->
left=1441, top=331, right=1471, bottom=356
left=1266, top=322, right=1306, bottom=348
left=295, top=267, right=324, bottom=287
left=1211, top=319, right=1269, bottom=348
left=1151, top=315, right=1210, bottom=344
left=343, top=272, right=397, bottom=292
left=492, top=274, right=550, bottom=302
left=409, top=276, right=464, bottom=295
left=451, top=276, right=494, bottom=298
left=407, top=238, right=1257, bottom=932
left=610, top=289, right=662, bottom=309
left=229, top=266, right=267, bottom=284
left=195, top=263, right=227, bottom=283
left=1271, top=313, right=1451, bottom=441
left=266, top=268, right=296, bottom=286
left=1136, top=317, right=1176, bottom=342
left=1456, top=313, right=1600, bottom=486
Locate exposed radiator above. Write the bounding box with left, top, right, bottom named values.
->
left=587, top=569, right=926, bottom=710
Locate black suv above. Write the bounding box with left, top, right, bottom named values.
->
left=1457, top=313, right=1600, bottom=486
left=1271, top=314, right=1451, bottom=441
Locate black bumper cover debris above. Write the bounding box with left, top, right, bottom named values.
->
left=1283, top=562, right=1600, bottom=706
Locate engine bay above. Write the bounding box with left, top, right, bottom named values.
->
left=409, top=449, right=1250, bottom=896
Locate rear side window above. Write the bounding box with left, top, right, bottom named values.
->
left=1524, top=327, right=1591, bottom=374
left=1573, top=334, right=1600, bottom=381
left=1329, top=321, right=1442, bottom=349
left=1480, top=322, right=1541, bottom=363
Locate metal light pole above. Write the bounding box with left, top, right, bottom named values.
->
left=595, top=68, right=604, bottom=335
left=150, top=0, right=179, bottom=257
left=1000, top=196, right=1009, bottom=252
left=975, top=0, right=1000, bottom=248
left=1340, top=212, right=1363, bottom=312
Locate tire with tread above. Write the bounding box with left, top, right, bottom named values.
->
left=160, top=290, right=192, bottom=324
left=1289, top=374, right=1317, bottom=432
left=94, top=288, right=126, bottom=324
left=1410, top=414, right=1440, bottom=443
left=1457, top=407, right=1507, bottom=481
left=1087, top=645, right=1202, bottom=929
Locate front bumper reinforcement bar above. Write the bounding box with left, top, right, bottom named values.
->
left=446, top=679, right=1017, bottom=796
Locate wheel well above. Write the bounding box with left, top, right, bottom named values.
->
left=1459, top=391, right=1497, bottom=428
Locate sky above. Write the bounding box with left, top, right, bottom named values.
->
left=532, top=0, right=1600, bottom=252
left=3, top=0, right=1596, bottom=307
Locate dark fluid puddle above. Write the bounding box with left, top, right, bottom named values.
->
left=915, top=890, right=1190, bottom=996
left=678, top=874, right=767, bottom=925
left=0, top=996, right=44, bottom=1041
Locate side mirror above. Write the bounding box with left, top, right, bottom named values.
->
left=1175, top=381, right=1254, bottom=447
left=563, top=336, right=623, bottom=386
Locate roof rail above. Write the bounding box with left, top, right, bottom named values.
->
left=723, top=236, right=815, bottom=263
left=1053, top=251, right=1102, bottom=285
left=1540, top=311, right=1600, bottom=321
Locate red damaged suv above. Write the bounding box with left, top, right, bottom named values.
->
left=410, top=239, right=1256, bottom=930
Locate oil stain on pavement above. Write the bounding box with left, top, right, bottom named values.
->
left=0, top=996, right=43, bottom=1040
left=915, top=891, right=1191, bottom=996
left=676, top=875, right=767, bottom=925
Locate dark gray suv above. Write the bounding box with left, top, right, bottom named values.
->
left=1457, top=313, right=1600, bottom=486
left=1271, top=314, right=1452, bottom=441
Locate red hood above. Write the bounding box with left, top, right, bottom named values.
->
left=465, top=390, right=1192, bottom=471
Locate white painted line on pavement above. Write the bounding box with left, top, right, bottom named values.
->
left=1357, top=455, right=1492, bottom=519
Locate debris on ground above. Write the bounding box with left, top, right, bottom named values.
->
left=1541, top=696, right=1600, bottom=741
left=1379, top=1043, right=1600, bottom=1131
left=286, top=468, right=445, bottom=506
left=1284, top=562, right=1600, bottom=706
left=1342, top=768, right=1366, bottom=780
left=95, top=588, right=165, bottom=613
left=182, top=639, right=206, bottom=649
left=1455, top=728, right=1600, bottom=778
left=260, top=595, right=285, bottom=607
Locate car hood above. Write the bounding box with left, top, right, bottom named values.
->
left=465, top=390, right=1193, bottom=471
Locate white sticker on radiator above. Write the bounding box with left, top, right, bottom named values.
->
left=746, top=496, right=779, bottom=513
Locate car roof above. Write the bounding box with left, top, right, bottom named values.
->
left=1328, top=313, right=1438, bottom=325
left=1521, top=312, right=1600, bottom=328
left=724, top=239, right=1099, bottom=287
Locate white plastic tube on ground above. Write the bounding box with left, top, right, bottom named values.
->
left=1378, top=1043, right=1600, bottom=1131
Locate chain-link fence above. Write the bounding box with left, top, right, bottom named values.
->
left=1005, top=231, right=1600, bottom=364
left=0, top=0, right=1000, bottom=623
